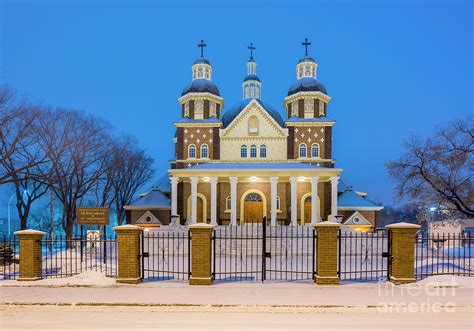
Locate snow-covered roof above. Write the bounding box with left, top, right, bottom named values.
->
left=152, top=173, right=171, bottom=193
left=125, top=189, right=171, bottom=210
left=185, top=162, right=330, bottom=170
left=338, top=189, right=383, bottom=211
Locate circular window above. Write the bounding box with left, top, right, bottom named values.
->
left=353, top=217, right=360, bottom=223
left=146, top=216, right=152, bottom=223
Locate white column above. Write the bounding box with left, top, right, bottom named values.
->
left=270, top=177, right=278, bottom=226
left=190, top=177, right=199, bottom=224
left=229, top=176, right=238, bottom=226
left=330, top=176, right=339, bottom=222
left=210, top=177, right=218, bottom=225
left=290, top=177, right=298, bottom=226
left=311, top=176, right=319, bottom=225
left=170, top=176, right=179, bottom=216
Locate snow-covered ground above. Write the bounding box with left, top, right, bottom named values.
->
left=1, top=273, right=472, bottom=330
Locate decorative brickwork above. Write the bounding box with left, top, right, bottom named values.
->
left=182, top=127, right=217, bottom=159
left=189, top=224, right=215, bottom=285
left=15, top=229, right=45, bottom=281
left=292, top=125, right=329, bottom=160
left=314, top=222, right=341, bottom=285
left=386, top=222, right=420, bottom=285
left=114, top=225, right=143, bottom=284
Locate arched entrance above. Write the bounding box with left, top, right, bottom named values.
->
left=300, top=193, right=321, bottom=225
left=240, top=190, right=267, bottom=223
left=187, top=193, right=207, bottom=223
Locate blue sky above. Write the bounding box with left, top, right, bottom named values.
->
left=1, top=0, right=472, bottom=207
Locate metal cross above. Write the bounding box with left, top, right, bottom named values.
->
left=248, top=43, right=256, bottom=59
left=198, top=40, right=206, bottom=57
left=302, top=38, right=311, bottom=56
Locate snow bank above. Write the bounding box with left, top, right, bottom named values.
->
left=416, top=275, right=474, bottom=288
left=1, top=270, right=116, bottom=287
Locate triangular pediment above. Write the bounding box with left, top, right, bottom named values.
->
left=221, top=99, right=287, bottom=138
left=135, top=210, right=162, bottom=226
left=343, top=211, right=371, bottom=225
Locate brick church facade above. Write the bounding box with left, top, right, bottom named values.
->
left=125, top=40, right=383, bottom=231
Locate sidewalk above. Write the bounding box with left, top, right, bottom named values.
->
left=1, top=275, right=473, bottom=308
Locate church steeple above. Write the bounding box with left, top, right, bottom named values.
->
left=296, top=38, right=318, bottom=79
left=192, top=40, right=213, bottom=81
left=242, top=43, right=261, bottom=99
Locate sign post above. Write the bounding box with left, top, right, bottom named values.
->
left=77, top=207, right=110, bottom=263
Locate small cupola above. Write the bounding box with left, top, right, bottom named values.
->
left=242, top=43, right=262, bottom=100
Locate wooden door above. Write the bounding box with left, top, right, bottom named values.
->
left=197, top=197, right=204, bottom=223
left=244, top=193, right=263, bottom=223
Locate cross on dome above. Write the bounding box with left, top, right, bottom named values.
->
left=198, top=40, right=207, bottom=58
left=248, top=43, right=256, bottom=60
left=302, top=38, right=311, bottom=56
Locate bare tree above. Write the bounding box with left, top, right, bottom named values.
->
left=386, top=117, right=473, bottom=218
left=109, top=136, right=154, bottom=225
left=36, top=108, right=110, bottom=239
left=0, top=87, right=43, bottom=184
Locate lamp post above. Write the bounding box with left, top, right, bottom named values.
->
left=7, top=193, right=15, bottom=237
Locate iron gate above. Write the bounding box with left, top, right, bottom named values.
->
left=141, top=229, right=190, bottom=281
left=212, top=217, right=316, bottom=282
left=338, top=229, right=390, bottom=281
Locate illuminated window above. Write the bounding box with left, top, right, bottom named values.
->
left=248, top=115, right=259, bottom=134
left=276, top=196, right=281, bottom=211
left=225, top=196, right=231, bottom=211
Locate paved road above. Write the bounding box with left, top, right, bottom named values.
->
left=1, top=305, right=473, bottom=330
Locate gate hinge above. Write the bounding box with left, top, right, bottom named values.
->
left=142, top=252, right=150, bottom=258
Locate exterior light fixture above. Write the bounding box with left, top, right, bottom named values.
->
left=298, top=176, right=306, bottom=182
left=250, top=176, right=258, bottom=182
left=203, top=177, right=210, bottom=182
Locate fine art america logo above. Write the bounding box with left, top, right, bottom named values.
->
left=376, top=277, right=458, bottom=313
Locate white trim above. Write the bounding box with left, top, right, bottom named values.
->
left=135, top=210, right=162, bottom=225
left=343, top=211, right=371, bottom=226
left=338, top=206, right=384, bottom=211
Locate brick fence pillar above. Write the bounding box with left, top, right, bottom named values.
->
left=189, top=223, right=215, bottom=285
left=14, top=229, right=45, bottom=281
left=314, top=221, right=341, bottom=285
left=386, top=222, right=420, bottom=285
left=114, top=225, right=143, bottom=284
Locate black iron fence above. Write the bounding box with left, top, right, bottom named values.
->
left=0, top=236, right=19, bottom=280
left=141, top=229, right=190, bottom=281
left=338, top=230, right=389, bottom=281
left=212, top=222, right=316, bottom=282
left=41, top=235, right=117, bottom=278
left=415, top=233, right=473, bottom=280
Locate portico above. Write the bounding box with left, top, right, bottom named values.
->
left=169, top=163, right=342, bottom=226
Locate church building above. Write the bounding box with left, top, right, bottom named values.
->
left=124, top=39, right=383, bottom=231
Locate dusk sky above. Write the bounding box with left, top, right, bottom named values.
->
left=1, top=0, right=472, bottom=206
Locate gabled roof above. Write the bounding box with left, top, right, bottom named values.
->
left=124, top=189, right=171, bottom=210
left=221, top=98, right=284, bottom=128
left=338, top=188, right=383, bottom=211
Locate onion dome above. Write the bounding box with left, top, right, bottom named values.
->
left=288, top=77, right=327, bottom=96
left=181, top=79, right=220, bottom=96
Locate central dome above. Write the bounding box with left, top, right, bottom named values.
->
left=181, top=79, right=220, bottom=96
left=287, top=77, right=327, bottom=96
left=221, top=99, right=284, bottom=128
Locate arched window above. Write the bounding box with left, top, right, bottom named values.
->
left=260, top=144, right=267, bottom=158
left=299, top=143, right=307, bottom=158
left=311, top=143, right=319, bottom=158
left=248, top=115, right=259, bottom=134
left=188, top=144, right=196, bottom=158
left=276, top=196, right=281, bottom=211
left=225, top=196, right=231, bottom=211
left=241, top=145, right=248, bottom=158
left=250, top=144, right=257, bottom=158
left=201, top=144, right=209, bottom=158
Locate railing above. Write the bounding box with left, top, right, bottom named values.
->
left=266, top=225, right=315, bottom=281
left=338, top=230, right=389, bottom=281
left=41, top=235, right=117, bottom=278
left=141, top=229, right=190, bottom=281
left=213, top=223, right=263, bottom=282
left=0, top=236, right=19, bottom=280
left=415, top=233, right=473, bottom=280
